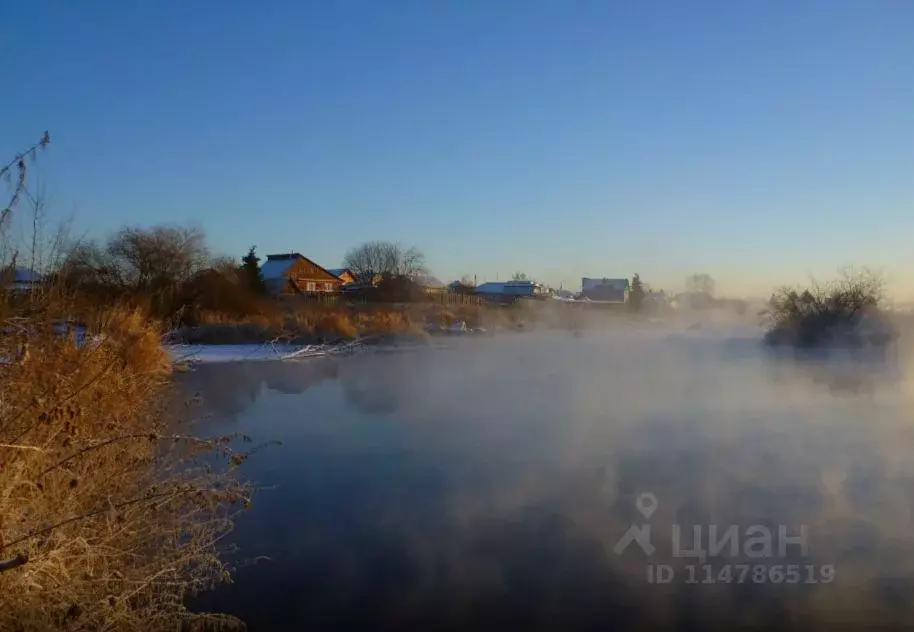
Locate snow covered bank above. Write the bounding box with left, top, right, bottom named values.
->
left=167, top=335, right=438, bottom=365
left=167, top=343, right=336, bottom=364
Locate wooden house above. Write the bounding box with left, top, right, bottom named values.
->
left=326, top=268, right=356, bottom=285
left=261, top=253, right=343, bottom=295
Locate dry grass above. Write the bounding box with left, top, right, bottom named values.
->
left=181, top=303, right=423, bottom=344
left=175, top=298, right=603, bottom=345
left=0, top=304, right=254, bottom=631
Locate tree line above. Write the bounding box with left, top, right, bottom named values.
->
left=3, top=219, right=440, bottom=320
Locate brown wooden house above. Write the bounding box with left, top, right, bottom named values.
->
left=326, top=268, right=356, bottom=285
left=261, top=253, right=343, bottom=295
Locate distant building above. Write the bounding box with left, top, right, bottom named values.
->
left=414, top=273, right=446, bottom=294
left=2, top=267, right=42, bottom=292
left=448, top=280, right=476, bottom=294
left=475, top=280, right=546, bottom=303
left=326, top=268, right=356, bottom=285
left=339, top=272, right=384, bottom=296
left=261, top=253, right=342, bottom=295
left=581, top=278, right=630, bottom=303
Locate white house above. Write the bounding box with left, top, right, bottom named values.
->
left=581, top=278, right=630, bottom=302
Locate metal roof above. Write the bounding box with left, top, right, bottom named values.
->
left=14, top=268, right=41, bottom=283
left=582, top=277, right=630, bottom=291
left=475, top=280, right=541, bottom=294
left=261, top=258, right=296, bottom=280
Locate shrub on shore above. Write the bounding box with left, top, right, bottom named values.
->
left=0, top=303, right=252, bottom=631
left=761, top=268, right=897, bottom=349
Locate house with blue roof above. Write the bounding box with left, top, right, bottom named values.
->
left=3, top=267, right=42, bottom=292
left=474, top=280, right=547, bottom=303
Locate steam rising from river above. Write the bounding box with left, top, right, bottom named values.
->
left=186, top=317, right=914, bottom=630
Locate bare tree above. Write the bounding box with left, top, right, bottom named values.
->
left=511, top=272, right=530, bottom=282
left=399, top=245, right=426, bottom=278
left=685, top=273, right=715, bottom=296
left=63, top=225, right=211, bottom=293
left=342, top=240, right=427, bottom=282
left=106, top=225, right=209, bottom=290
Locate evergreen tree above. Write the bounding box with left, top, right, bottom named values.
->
left=241, top=246, right=264, bottom=294
left=629, top=273, right=645, bottom=312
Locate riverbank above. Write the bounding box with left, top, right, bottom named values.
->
left=168, top=301, right=545, bottom=345
left=168, top=330, right=448, bottom=364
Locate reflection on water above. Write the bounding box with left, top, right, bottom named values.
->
left=184, top=327, right=914, bottom=630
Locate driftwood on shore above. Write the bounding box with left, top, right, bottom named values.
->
left=166, top=332, right=437, bottom=365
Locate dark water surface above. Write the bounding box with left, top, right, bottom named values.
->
left=183, top=326, right=914, bottom=631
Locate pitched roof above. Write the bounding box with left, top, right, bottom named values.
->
left=326, top=268, right=350, bottom=278
left=475, top=282, right=504, bottom=294
left=261, top=256, right=297, bottom=280
left=475, top=280, right=540, bottom=294
left=261, top=253, right=339, bottom=282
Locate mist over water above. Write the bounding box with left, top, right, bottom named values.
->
left=185, top=320, right=914, bottom=630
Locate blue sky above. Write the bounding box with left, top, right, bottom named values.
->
left=3, top=1, right=913, bottom=297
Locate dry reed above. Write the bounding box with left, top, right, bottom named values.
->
left=0, top=304, right=254, bottom=631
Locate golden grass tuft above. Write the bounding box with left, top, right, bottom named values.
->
left=181, top=303, right=424, bottom=344
left=0, top=303, right=252, bottom=631
left=316, top=311, right=358, bottom=339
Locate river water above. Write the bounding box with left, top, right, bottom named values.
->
left=183, top=324, right=914, bottom=631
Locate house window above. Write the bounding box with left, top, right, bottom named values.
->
left=306, top=282, right=316, bottom=292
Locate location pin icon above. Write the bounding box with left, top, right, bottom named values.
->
left=636, top=492, right=658, bottom=519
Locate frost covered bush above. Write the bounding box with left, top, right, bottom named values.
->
left=0, top=304, right=254, bottom=631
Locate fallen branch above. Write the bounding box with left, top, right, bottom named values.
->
left=0, top=443, right=44, bottom=452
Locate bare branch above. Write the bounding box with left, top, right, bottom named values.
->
left=1, top=131, right=50, bottom=225
left=342, top=240, right=427, bottom=282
